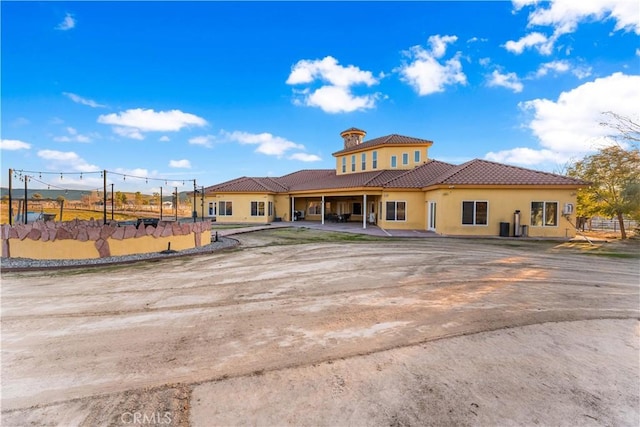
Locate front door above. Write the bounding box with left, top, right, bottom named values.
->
left=428, top=201, right=436, bottom=231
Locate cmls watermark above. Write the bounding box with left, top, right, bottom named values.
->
left=121, top=411, right=172, bottom=425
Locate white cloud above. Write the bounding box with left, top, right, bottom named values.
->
left=485, top=147, right=560, bottom=165
left=286, top=56, right=378, bottom=87
left=534, top=60, right=570, bottom=77
left=63, top=92, right=105, bottom=108
left=98, top=108, right=207, bottom=139
left=487, top=70, right=524, bottom=93
left=525, top=0, right=640, bottom=35
left=159, top=135, right=170, bottom=142
left=507, top=0, right=640, bottom=56
left=1, top=139, right=31, bottom=150
left=223, top=131, right=304, bottom=157
left=485, top=72, right=640, bottom=167
left=286, top=56, right=382, bottom=113
left=288, top=153, right=322, bottom=162
left=55, top=13, right=75, bottom=31
left=305, top=85, right=378, bottom=114
left=169, top=159, right=192, bottom=169
left=113, top=127, right=144, bottom=140
left=37, top=149, right=99, bottom=172
left=397, top=35, right=467, bottom=96
left=188, top=135, right=216, bottom=148
left=503, top=32, right=553, bottom=55
left=53, top=126, right=93, bottom=143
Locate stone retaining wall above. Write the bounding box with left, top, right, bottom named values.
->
left=1, top=219, right=212, bottom=260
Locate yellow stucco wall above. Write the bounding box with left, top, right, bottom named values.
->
left=9, top=239, right=99, bottom=260
left=109, top=232, right=209, bottom=255
left=6, top=230, right=211, bottom=260
left=336, top=145, right=431, bottom=175
left=212, top=193, right=275, bottom=224
left=376, top=190, right=426, bottom=230
left=427, top=187, right=579, bottom=238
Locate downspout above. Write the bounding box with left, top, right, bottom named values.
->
left=321, top=195, right=325, bottom=225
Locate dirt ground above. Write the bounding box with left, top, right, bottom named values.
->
left=1, top=230, right=639, bottom=426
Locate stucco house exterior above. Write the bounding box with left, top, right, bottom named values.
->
left=197, top=128, right=587, bottom=238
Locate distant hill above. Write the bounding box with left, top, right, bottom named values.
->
left=1, top=188, right=192, bottom=202
left=0, top=188, right=93, bottom=201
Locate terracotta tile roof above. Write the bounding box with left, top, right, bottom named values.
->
left=288, top=170, right=406, bottom=191
left=205, top=176, right=289, bottom=193
left=332, top=134, right=434, bottom=156
left=340, top=127, right=366, bottom=134
left=384, top=160, right=456, bottom=188
left=433, top=159, right=588, bottom=186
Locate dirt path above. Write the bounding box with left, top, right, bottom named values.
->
left=1, top=232, right=638, bottom=425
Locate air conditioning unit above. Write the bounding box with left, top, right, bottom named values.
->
left=563, top=203, right=574, bottom=215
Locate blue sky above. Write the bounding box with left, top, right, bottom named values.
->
left=1, top=0, right=639, bottom=194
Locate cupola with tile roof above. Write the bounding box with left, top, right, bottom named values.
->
left=340, top=127, right=366, bottom=149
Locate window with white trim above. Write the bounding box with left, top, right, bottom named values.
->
left=208, top=202, right=216, bottom=216
left=402, top=153, right=409, bottom=165
left=414, top=150, right=420, bottom=163
left=462, top=201, right=488, bottom=225
left=531, top=201, right=558, bottom=226
left=341, top=157, right=346, bottom=173
left=372, top=151, right=378, bottom=169
left=268, top=201, right=273, bottom=216
left=219, top=201, right=233, bottom=216
left=308, top=201, right=322, bottom=215
left=386, top=201, right=406, bottom=221
left=361, top=153, right=366, bottom=171
left=391, top=155, right=397, bottom=168
left=351, top=155, right=356, bottom=172
left=250, top=201, right=265, bottom=216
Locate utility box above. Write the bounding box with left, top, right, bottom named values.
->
left=499, top=222, right=510, bottom=237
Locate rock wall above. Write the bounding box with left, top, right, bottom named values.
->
left=1, top=219, right=212, bottom=260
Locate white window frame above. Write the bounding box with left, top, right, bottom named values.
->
left=385, top=201, right=406, bottom=222
left=372, top=151, right=378, bottom=169
left=461, top=200, right=488, bottom=226
left=531, top=201, right=558, bottom=227
left=402, top=153, right=409, bottom=165
left=351, top=155, right=356, bottom=172
left=414, top=150, right=420, bottom=163
left=361, top=153, right=366, bottom=171
left=219, top=201, right=233, bottom=216
left=308, top=201, right=322, bottom=215
left=391, top=155, right=397, bottom=168
left=250, top=201, right=265, bottom=216
left=341, top=157, right=346, bottom=173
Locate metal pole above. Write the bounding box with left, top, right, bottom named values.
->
left=8, top=168, right=12, bottom=225
left=193, top=180, right=197, bottom=223
left=363, top=194, right=367, bottom=229
left=175, top=187, right=178, bottom=221
left=24, top=174, right=28, bottom=224
left=160, top=187, right=163, bottom=220
left=103, top=170, right=107, bottom=224
left=201, top=186, right=204, bottom=220
left=111, top=183, right=114, bottom=220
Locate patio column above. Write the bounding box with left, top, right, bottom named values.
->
left=291, top=196, right=295, bottom=222
left=363, top=194, right=367, bottom=229
left=321, top=195, right=325, bottom=225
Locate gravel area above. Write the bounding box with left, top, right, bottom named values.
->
left=0, top=236, right=239, bottom=271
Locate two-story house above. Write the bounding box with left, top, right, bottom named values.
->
left=197, top=128, right=587, bottom=238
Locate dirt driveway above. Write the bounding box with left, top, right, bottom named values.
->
left=1, top=230, right=639, bottom=426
